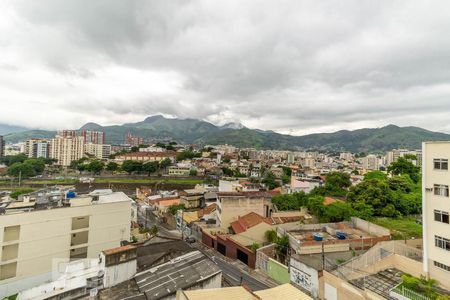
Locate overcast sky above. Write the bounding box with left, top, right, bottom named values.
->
left=1, top=1, right=450, bottom=135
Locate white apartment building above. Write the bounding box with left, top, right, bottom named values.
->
left=0, top=191, right=132, bottom=297
left=361, top=154, right=380, bottom=170
left=422, top=141, right=450, bottom=290
left=84, top=143, right=111, bottom=160
left=49, top=134, right=84, bottom=166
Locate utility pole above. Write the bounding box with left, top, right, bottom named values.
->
left=181, top=209, right=185, bottom=240
left=18, top=170, right=22, bottom=187
left=321, top=241, right=325, bottom=270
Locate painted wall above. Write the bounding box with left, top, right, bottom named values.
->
left=267, top=258, right=289, bottom=284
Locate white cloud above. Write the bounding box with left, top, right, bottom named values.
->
left=1, top=0, right=450, bottom=134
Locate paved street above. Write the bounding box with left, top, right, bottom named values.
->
left=137, top=206, right=181, bottom=239
left=191, top=243, right=272, bottom=291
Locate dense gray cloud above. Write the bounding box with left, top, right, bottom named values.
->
left=1, top=0, right=450, bottom=135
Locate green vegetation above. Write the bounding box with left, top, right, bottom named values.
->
left=167, top=203, right=185, bottom=215
left=4, top=155, right=54, bottom=179
left=399, top=274, right=444, bottom=299
left=371, top=217, right=422, bottom=239
left=10, top=188, right=34, bottom=199
left=262, top=171, right=280, bottom=190
left=250, top=242, right=261, bottom=253
left=176, top=150, right=201, bottom=161
left=8, top=116, right=450, bottom=151
left=265, top=230, right=289, bottom=263
left=273, top=162, right=421, bottom=224
left=105, top=161, right=119, bottom=172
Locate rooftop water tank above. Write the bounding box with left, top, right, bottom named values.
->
left=313, top=233, right=323, bottom=241
left=336, top=231, right=347, bottom=240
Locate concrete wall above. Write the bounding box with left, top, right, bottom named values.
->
left=351, top=217, right=390, bottom=237
left=103, top=259, right=137, bottom=288
left=290, top=257, right=320, bottom=298
left=323, top=271, right=386, bottom=300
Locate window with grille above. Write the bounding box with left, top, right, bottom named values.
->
left=435, top=235, right=450, bottom=251
left=434, top=210, right=450, bottom=224
left=434, top=159, right=448, bottom=170
left=434, top=184, right=449, bottom=197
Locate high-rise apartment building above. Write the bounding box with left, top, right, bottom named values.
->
left=50, top=132, right=84, bottom=166
left=84, top=143, right=111, bottom=160
left=0, top=136, right=4, bottom=158
left=125, top=132, right=144, bottom=147
left=25, top=139, right=49, bottom=158
left=81, top=130, right=105, bottom=144
left=422, top=141, right=450, bottom=290
left=0, top=190, right=133, bottom=296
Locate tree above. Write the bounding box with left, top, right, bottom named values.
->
left=122, top=160, right=143, bottom=174
left=159, top=158, right=172, bottom=169
left=322, top=202, right=355, bottom=222
left=250, top=242, right=261, bottom=253
left=324, top=172, right=351, bottom=194
left=106, top=161, right=119, bottom=172
left=142, top=162, right=159, bottom=175
left=0, top=153, right=27, bottom=166
left=364, top=171, right=387, bottom=181
left=388, top=157, right=420, bottom=183
left=221, top=167, right=234, bottom=177
left=262, top=172, right=280, bottom=190
left=7, top=162, right=36, bottom=178
left=189, top=169, right=198, bottom=176
left=168, top=203, right=185, bottom=215
left=347, top=179, right=393, bottom=217
left=86, top=160, right=104, bottom=175
left=265, top=229, right=278, bottom=243
left=274, top=234, right=289, bottom=263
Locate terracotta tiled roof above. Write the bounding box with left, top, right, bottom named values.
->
left=230, top=212, right=272, bottom=234
left=103, top=244, right=136, bottom=256
left=198, top=203, right=217, bottom=218
left=323, top=196, right=343, bottom=206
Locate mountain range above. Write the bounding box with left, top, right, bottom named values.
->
left=3, top=116, right=450, bottom=152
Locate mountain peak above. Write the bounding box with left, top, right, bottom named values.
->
left=79, top=122, right=102, bottom=130
left=221, top=122, right=246, bottom=130
left=143, top=115, right=166, bottom=123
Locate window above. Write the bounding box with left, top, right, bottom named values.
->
left=434, top=159, right=448, bottom=170
left=435, top=235, right=450, bottom=251
left=434, top=184, right=449, bottom=197
left=434, top=261, right=450, bottom=272
left=434, top=210, right=450, bottom=224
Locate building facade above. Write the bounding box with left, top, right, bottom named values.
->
left=81, top=130, right=105, bottom=144
left=84, top=143, right=111, bottom=160
left=422, top=141, right=450, bottom=290
left=49, top=133, right=84, bottom=166
left=0, top=192, right=132, bottom=297
left=0, top=136, right=4, bottom=158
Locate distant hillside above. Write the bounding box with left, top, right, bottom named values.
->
left=4, top=116, right=450, bottom=152
left=0, top=123, right=30, bottom=135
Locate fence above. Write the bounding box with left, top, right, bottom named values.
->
left=390, top=284, right=432, bottom=300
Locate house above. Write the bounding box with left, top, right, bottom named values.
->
left=216, top=191, right=278, bottom=228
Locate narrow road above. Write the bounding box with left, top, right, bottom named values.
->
left=191, top=243, right=270, bottom=291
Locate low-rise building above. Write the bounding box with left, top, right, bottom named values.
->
left=116, top=151, right=176, bottom=163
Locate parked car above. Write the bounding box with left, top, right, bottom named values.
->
left=185, top=236, right=196, bottom=244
